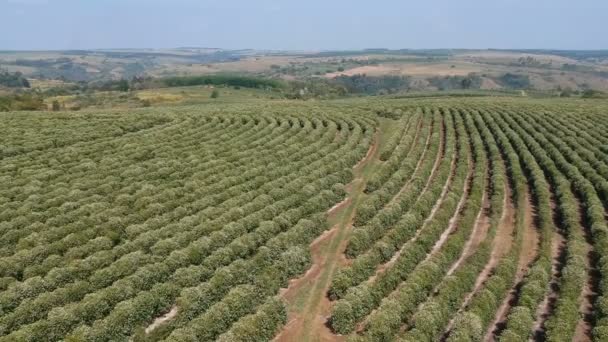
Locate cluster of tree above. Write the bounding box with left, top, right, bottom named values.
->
left=13, top=57, right=72, bottom=67
left=561, top=63, right=595, bottom=72
left=428, top=74, right=483, bottom=90
left=347, top=111, right=447, bottom=258
left=510, top=111, right=587, bottom=342
left=363, top=110, right=425, bottom=193
left=162, top=74, right=284, bottom=89
left=496, top=73, right=531, bottom=89
left=333, top=74, right=412, bottom=95
left=0, top=93, right=45, bottom=111
left=65, top=119, right=373, bottom=340
left=0, top=70, right=30, bottom=88
left=216, top=297, right=286, bottom=342
left=510, top=56, right=553, bottom=68
left=376, top=113, right=411, bottom=160
left=285, top=78, right=348, bottom=99
left=581, top=89, right=607, bottom=98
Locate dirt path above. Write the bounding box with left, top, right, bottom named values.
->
left=531, top=230, right=566, bottom=340
left=144, top=306, right=178, bottom=335
left=442, top=178, right=516, bottom=340
left=485, top=189, right=539, bottom=341
left=427, top=154, right=474, bottom=258
left=446, top=182, right=491, bottom=276
left=368, top=133, right=456, bottom=284
left=419, top=116, right=447, bottom=195
left=394, top=152, right=474, bottom=335
left=275, top=132, right=381, bottom=342
left=573, top=254, right=598, bottom=342
left=355, top=151, right=473, bottom=334
left=387, top=114, right=435, bottom=204
left=531, top=193, right=567, bottom=341
left=492, top=184, right=517, bottom=274
left=573, top=200, right=600, bottom=342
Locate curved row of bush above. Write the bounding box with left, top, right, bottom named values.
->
left=387, top=109, right=491, bottom=341
left=378, top=112, right=416, bottom=161
left=0, top=115, right=292, bottom=274
left=501, top=108, right=606, bottom=341
left=347, top=110, right=446, bottom=257
left=364, top=109, right=427, bottom=194
left=329, top=109, right=471, bottom=334
left=482, top=109, right=555, bottom=341
left=353, top=108, right=487, bottom=341
left=0, top=107, right=376, bottom=340
left=216, top=297, right=286, bottom=342
left=446, top=108, right=528, bottom=341
left=330, top=110, right=455, bottom=299
left=0, top=115, right=344, bottom=321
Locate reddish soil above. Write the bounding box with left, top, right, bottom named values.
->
left=447, top=185, right=491, bottom=276
left=428, top=155, right=473, bottom=258
left=276, top=224, right=347, bottom=342
left=327, top=198, right=351, bottom=217
left=369, top=140, right=456, bottom=283
left=485, top=190, right=539, bottom=341
left=492, top=184, right=517, bottom=269
left=360, top=153, right=473, bottom=334
left=388, top=115, right=434, bottom=204
left=531, top=230, right=566, bottom=339
left=573, top=201, right=600, bottom=342
left=368, top=117, right=451, bottom=282
left=442, top=178, right=516, bottom=340
left=280, top=226, right=338, bottom=302
left=352, top=133, right=380, bottom=170
left=275, top=133, right=380, bottom=342
left=573, top=264, right=598, bottom=342
left=420, top=117, right=446, bottom=194
left=354, top=133, right=379, bottom=175
left=144, top=305, right=178, bottom=335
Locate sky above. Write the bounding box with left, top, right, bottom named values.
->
left=1, top=0, right=606, bottom=51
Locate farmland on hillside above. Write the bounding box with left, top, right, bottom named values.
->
left=0, top=97, right=608, bottom=342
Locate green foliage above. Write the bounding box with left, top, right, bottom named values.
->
left=0, top=103, right=376, bottom=341
left=0, top=70, right=30, bottom=88
left=333, top=74, right=412, bottom=94
left=496, top=73, right=531, bottom=89
left=581, top=89, right=606, bottom=98
left=162, top=74, right=285, bottom=89
left=0, top=93, right=46, bottom=111
left=1, top=97, right=607, bottom=341
left=427, top=74, right=482, bottom=90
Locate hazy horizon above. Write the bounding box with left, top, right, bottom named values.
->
left=1, top=0, right=607, bottom=51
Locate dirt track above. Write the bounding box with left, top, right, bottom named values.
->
left=573, top=199, right=599, bottom=342
left=275, top=132, right=380, bottom=342
left=368, top=116, right=450, bottom=282
left=442, top=178, right=515, bottom=340
left=485, top=189, right=539, bottom=341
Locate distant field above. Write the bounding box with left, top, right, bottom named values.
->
left=2, top=48, right=608, bottom=92
left=0, top=96, right=607, bottom=341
